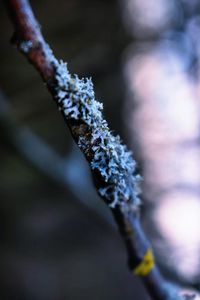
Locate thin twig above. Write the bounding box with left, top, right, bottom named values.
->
left=4, top=1, right=193, bottom=299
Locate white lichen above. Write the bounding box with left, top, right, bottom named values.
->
left=53, top=60, right=141, bottom=209
left=19, top=40, right=33, bottom=53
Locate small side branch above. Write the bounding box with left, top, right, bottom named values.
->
left=4, top=1, right=193, bottom=299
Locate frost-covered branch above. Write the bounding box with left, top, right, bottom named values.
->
left=4, top=0, right=194, bottom=299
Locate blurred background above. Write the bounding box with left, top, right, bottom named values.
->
left=1, top=0, right=200, bottom=299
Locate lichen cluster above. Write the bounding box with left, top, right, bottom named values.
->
left=54, top=60, right=141, bottom=208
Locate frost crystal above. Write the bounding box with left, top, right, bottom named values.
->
left=54, top=59, right=141, bottom=209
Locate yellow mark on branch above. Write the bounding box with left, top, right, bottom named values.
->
left=133, top=248, right=155, bottom=276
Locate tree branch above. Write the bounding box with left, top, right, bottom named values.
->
left=4, top=0, right=194, bottom=299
